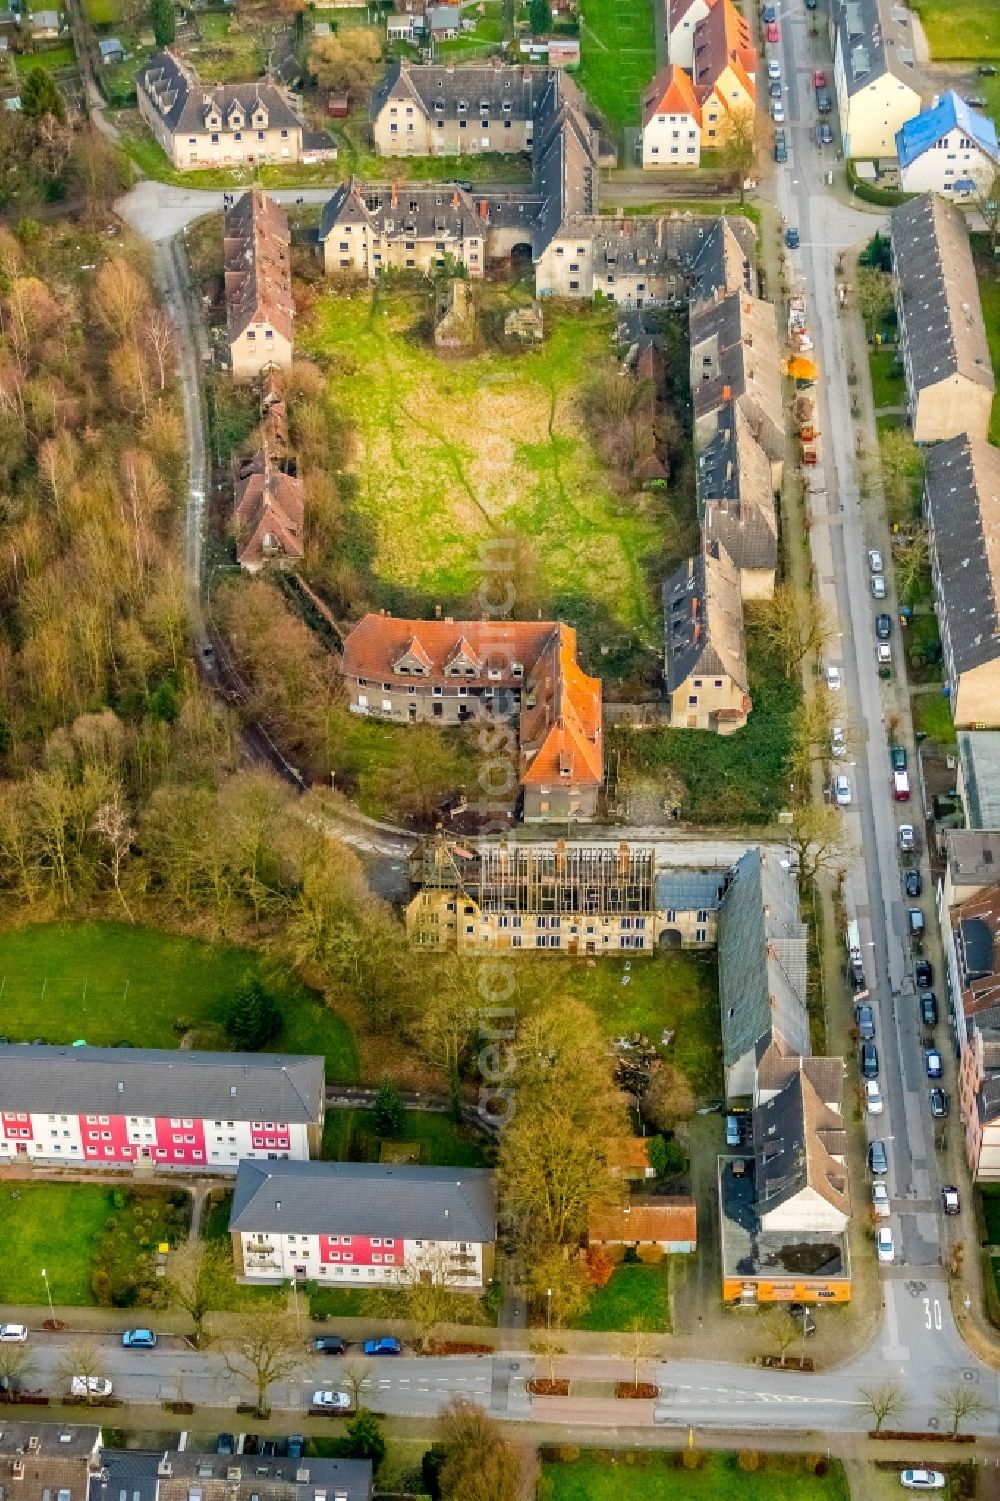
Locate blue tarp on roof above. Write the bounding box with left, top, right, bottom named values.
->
left=896, top=91, right=999, bottom=168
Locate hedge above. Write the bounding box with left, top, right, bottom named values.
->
left=846, top=160, right=912, bottom=206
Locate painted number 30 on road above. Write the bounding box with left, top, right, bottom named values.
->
left=923, top=1297, right=942, bottom=1331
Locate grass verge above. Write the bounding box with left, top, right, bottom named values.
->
left=867, top=348, right=904, bottom=410
left=570, top=1260, right=672, bottom=1331
left=910, top=0, right=1000, bottom=59
left=539, top=1450, right=850, bottom=1500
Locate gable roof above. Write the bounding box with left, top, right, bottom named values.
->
left=588, top=1195, right=697, bottom=1244
left=692, top=0, right=756, bottom=100
left=690, top=290, right=784, bottom=451
left=0, top=1425, right=100, bottom=1501
left=342, top=614, right=558, bottom=687
left=0, top=1045, right=326, bottom=1122
left=668, top=0, right=715, bottom=31
left=137, top=49, right=300, bottom=134
left=224, top=190, right=294, bottom=347
left=890, top=194, right=994, bottom=398
left=320, top=177, right=484, bottom=245
left=663, top=539, right=749, bottom=695
left=700, top=401, right=777, bottom=574
left=642, top=63, right=703, bottom=127
left=519, top=624, right=603, bottom=790
left=924, top=433, right=1000, bottom=676
left=897, top=91, right=999, bottom=169
left=717, top=848, right=810, bottom=1073
left=234, top=467, right=304, bottom=566
left=754, top=1067, right=850, bottom=1223
left=833, top=0, right=919, bottom=97
left=370, top=57, right=542, bottom=127
left=150, top=1452, right=373, bottom=1501
left=230, top=1158, right=497, bottom=1242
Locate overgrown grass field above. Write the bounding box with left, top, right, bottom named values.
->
left=541, top=1450, right=850, bottom=1500
left=910, top=0, right=1000, bottom=59
left=321, top=1106, right=494, bottom=1167
left=304, top=287, right=668, bottom=645
left=571, top=1260, right=672, bottom=1331
left=578, top=0, right=655, bottom=136
left=0, top=923, right=358, bottom=1078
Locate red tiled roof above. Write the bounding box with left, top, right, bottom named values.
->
left=589, top=1196, right=697, bottom=1245
left=692, top=0, right=757, bottom=100
left=519, top=625, right=603, bottom=790
left=642, top=63, right=703, bottom=128
left=607, top=1138, right=652, bottom=1174
left=224, top=190, right=294, bottom=346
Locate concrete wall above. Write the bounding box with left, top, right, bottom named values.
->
left=758, top=1184, right=849, bottom=1236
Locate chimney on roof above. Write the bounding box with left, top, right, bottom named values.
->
left=452, top=190, right=460, bottom=209
left=445, top=616, right=453, bottom=624
left=391, top=182, right=398, bottom=208
left=479, top=199, right=489, bottom=219
left=435, top=604, right=442, bottom=619
left=723, top=384, right=732, bottom=400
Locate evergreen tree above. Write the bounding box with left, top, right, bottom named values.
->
left=343, top=1410, right=386, bottom=1469
left=149, top=0, right=176, bottom=48
left=372, top=1078, right=405, bottom=1137
left=225, top=974, right=281, bottom=1051
left=20, top=68, right=66, bottom=122
left=528, top=0, right=551, bottom=30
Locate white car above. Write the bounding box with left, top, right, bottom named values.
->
left=865, top=1079, right=884, bottom=1115
left=876, top=1227, right=895, bottom=1264
left=872, top=1182, right=890, bottom=1217
left=768, top=59, right=781, bottom=79
left=831, top=725, right=846, bottom=758
left=835, top=774, right=852, bottom=806
left=0, top=1325, right=28, bottom=1343
left=70, top=1376, right=113, bottom=1397
left=312, top=1390, right=351, bottom=1410
left=771, top=99, right=786, bottom=122
left=877, top=642, right=892, bottom=665
left=868, top=548, right=884, bottom=573
left=826, top=665, right=842, bottom=691
left=871, top=575, right=887, bottom=599
left=900, top=1473, right=945, bottom=1491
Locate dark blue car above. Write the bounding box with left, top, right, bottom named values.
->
left=363, top=1337, right=402, bottom=1356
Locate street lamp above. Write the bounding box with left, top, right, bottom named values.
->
left=546, top=1287, right=552, bottom=1334
left=40, top=1268, right=56, bottom=1327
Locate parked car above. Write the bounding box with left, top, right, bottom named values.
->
left=965, top=94, right=986, bottom=107
left=826, top=665, right=842, bottom=691
left=71, top=1376, right=113, bottom=1398
left=872, top=1181, right=890, bottom=1217
left=121, top=1329, right=157, bottom=1349
left=769, top=78, right=783, bottom=99
left=941, top=1185, right=960, bottom=1215
left=312, top=1390, right=351, bottom=1410
left=899, top=824, right=915, bottom=853
left=979, top=64, right=998, bottom=76
left=865, top=1079, right=884, bottom=1115
left=831, top=724, right=847, bottom=758
left=216, top=1436, right=235, bottom=1457
left=725, top=1114, right=741, bottom=1146
left=925, top=1048, right=943, bottom=1079
left=920, top=991, right=938, bottom=1026
left=0, top=1326, right=28, bottom=1343
left=908, top=907, right=924, bottom=936
left=868, top=1138, right=888, bottom=1175
left=363, top=1337, right=402, bottom=1356
left=871, top=574, right=887, bottom=599
left=817, top=121, right=834, bottom=144
left=868, top=548, right=884, bottom=573
left=785, top=225, right=800, bottom=248
left=929, top=1087, right=949, bottom=1118
left=768, top=59, right=781, bottom=79
left=860, top=1040, right=879, bottom=1079
left=771, top=98, right=786, bottom=121
left=876, top=1227, right=895, bottom=1263
left=891, top=745, right=907, bottom=771
left=766, top=20, right=779, bottom=40
left=313, top=1335, right=347, bottom=1354
left=915, top=957, right=933, bottom=986
left=855, top=1001, right=875, bottom=1040
left=905, top=869, right=922, bottom=898
left=877, top=641, right=892, bottom=666
left=901, top=1475, right=945, bottom=1492
left=835, top=774, right=851, bottom=806
left=875, top=613, right=893, bottom=640
left=287, top=1437, right=305, bottom=1462
left=893, top=771, right=910, bottom=802
left=774, top=130, right=788, bottom=163
left=811, top=68, right=826, bottom=87
left=816, top=87, right=832, bottom=112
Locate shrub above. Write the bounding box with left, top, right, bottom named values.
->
left=224, top=974, right=281, bottom=1051
left=104, top=1217, right=118, bottom=1232
left=682, top=1449, right=702, bottom=1470
left=91, top=1267, right=113, bottom=1306
left=738, top=1450, right=761, bottom=1472
left=557, top=1447, right=580, bottom=1463
left=111, top=1188, right=128, bottom=1211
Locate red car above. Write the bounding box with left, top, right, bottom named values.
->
left=812, top=68, right=826, bottom=87
left=767, top=20, right=779, bottom=40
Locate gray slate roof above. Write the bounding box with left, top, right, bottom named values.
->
left=663, top=539, right=748, bottom=694
left=890, top=195, right=994, bottom=399
left=0, top=1424, right=100, bottom=1501
left=832, top=0, right=918, bottom=97
left=320, top=178, right=484, bottom=244
left=924, top=433, right=1000, bottom=675
left=137, top=49, right=300, bottom=135
left=156, top=1453, right=372, bottom=1501
left=0, top=1046, right=325, bottom=1122
left=753, top=1065, right=850, bottom=1221
left=958, top=731, right=1000, bottom=829
left=370, top=58, right=543, bottom=127
left=90, top=1451, right=161, bottom=1501
left=654, top=867, right=727, bottom=913
left=230, top=1158, right=498, bottom=1241
left=700, top=401, right=777, bottom=574
left=718, top=848, right=810, bottom=1073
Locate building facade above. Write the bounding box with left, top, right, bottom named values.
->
left=370, top=58, right=542, bottom=156
left=0, top=1046, right=325, bottom=1170
left=230, top=1159, right=497, bottom=1287
left=690, top=0, right=756, bottom=147
left=831, top=0, right=921, bottom=160
left=667, top=0, right=713, bottom=68
left=890, top=195, right=994, bottom=444
left=319, top=179, right=488, bottom=279
left=641, top=63, right=702, bottom=167
left=136, top=50, right=303, bottom=170
left=225, top=191, right=294, bottom=381
left=663, top=542, right=750, bottom=734
left=587, top=1196, right=697, bottom=1256
left=897, top=91, right=1000, bottom=200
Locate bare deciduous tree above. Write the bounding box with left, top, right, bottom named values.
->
left=224, top=1306, right=305, bottom=1418
left=858, top=1381, right=906, bottom=1435
left=935, top=1383, right=989, bottom=1438
left=92, top=789, right=135, bottom=922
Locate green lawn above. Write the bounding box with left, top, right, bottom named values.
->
left=0, top=922, right=358, bottom=1079
left=911, top=689, right=957, bottom=745
left=324, top=713, right=483, bottom=824
left=303, top=287, right=670, bottom=648
left=610, top=625, right=799, bottom=829
left=578, top=0, right=655, bottom=137
left=868, top=349, right=905, bottom=410
left=16, top=44, right=77, bottom=72
left=975, top=263, right=1000, bottom=446
left=84, top=0, right=119, bottom=22
left=910, top=0, right=1000, bottom=59
left=185, top=17, right=265, bottom=82
left=571, top=1260, right=672, bottom=1331
left=982, top=1185, right=1000, bottom=1243
left=321, top=1106, right=493, bottom=1167
left=0, top=1183, right=188, bottom=1306
left=541, top=1451, right=850, bottom=1501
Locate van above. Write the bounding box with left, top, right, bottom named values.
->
left=893, top=770, right=910, bottom=801
left=860, top=1040, right=879, bottom=1079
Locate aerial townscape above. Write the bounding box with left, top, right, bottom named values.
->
left=3, top=0, right=1000, bottom=1493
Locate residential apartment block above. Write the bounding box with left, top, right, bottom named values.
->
left=662, top=541, right=750, bottom=734
left=831, top=0, right=921, bottom=160
left=923, top=434, right=1000, bottom=728
left=0, top=1424, right=101, bottom=1501
left=689, top=290, right=784, bottom=477
left=229, top=1159, right=497, bottom=1287
left=0, top=1046, right=325, bottom=1170
left=370, top=58, right=543, bottom=156
left=890, top=195, right=994, bottom=443
left=897, top=91, right=1000, bottom=201
left=136, top=50, right=303, bottom=170
left=667, top=0, right=713, bottom=69
left=319, top=179, right=487, bottom=279
left=948, top=884, right=1000, bottom=1179
left=690, top=0, right=756, bottom=145
left=224, top=191, right=294, bottom=380
left=698, top=399, right=778, bottom=600
left=641, top=63, right=703, bottom=167
left=97, top=1450, right=373, bottom=1501
left=340, top=614, right=602, bottom=820
left=405, top=836, right=726, bottom=953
